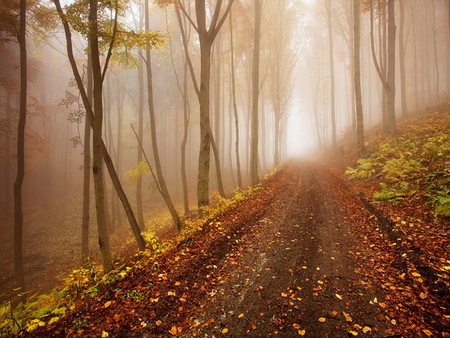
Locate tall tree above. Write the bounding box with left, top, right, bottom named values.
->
left=250, top=0, right=261, bottom=185
left=325, top=0, right=337, bottom=152
left=14, top=0, right=27, bottom=291
left=385, top=0, right=396, bottom=135
left=178, top=0, right=233, bottom=211
left=370, top=0, right=396, bottom=135
left=89, top=0, right=112, bottom=272
left=229, top=9, right=242, bottom=189
left=353, top=0, right=365, bottom=157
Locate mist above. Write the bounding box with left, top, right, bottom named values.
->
left=1, top=0, right=449, bottom=295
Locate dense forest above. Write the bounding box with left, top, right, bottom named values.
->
left=1, top=0, right=450, bottom=335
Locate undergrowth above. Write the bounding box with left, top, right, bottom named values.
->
left=346, top=110, right=450, bottom=218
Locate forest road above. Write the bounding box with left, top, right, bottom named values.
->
left=184, top=160, right=388, bottom=337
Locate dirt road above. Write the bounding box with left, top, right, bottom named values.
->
left=182, top=161, right=388, bottom=337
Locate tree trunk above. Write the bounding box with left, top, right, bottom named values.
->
left=89, top=0, right=113, bottom=273
left=386, top=0, right=396, bottom=135
left=229, top=10, right=242, bottom=189
left=14, top=0, right=27, bottom=291
left=81, top=48, right=92, bottom=265
left=197, top=38, right=213, bottom=209
left=353, top=0, right=365, bottom=157
left=325, top=0, right=337, bottom=153
left=398, top=0, right=407, bottom=117
left=136, top=54, right=145, bottom=227
left=250, top=0, right=261, bottom=186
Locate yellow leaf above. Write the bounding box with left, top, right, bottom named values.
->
left=150, top=298, right=159, bottom=303
left=362, top=326, right=372, bottom=334
left=102, top=331, right=109, bottom=338
left=238, top=313, right=244, bottom=318
left=169, top=326, right=178, bottom=335
left=155, top=320, right=162, bottom=326
left=348, top=330, right=358, bottom=336
left=332, top=311, right=338, bottom=316
left=343, top=311, right=352, bottom=322
left=335, top=294, right=342, bottom=300
left=419, top=292, right=427, bottom=299
left=319, top=317, right=326, bottom=322
left=391, top=319, right=397, bottom=325
left=168, top=291, right=176, bottom=296
left=104, top=301, right=112, bottom=309
left=281, top=292, right=288, bottom=297
left=222, top=328, right=228, bottom=334
left=411, top=272, right=421, bottom=277
left=298, top=329, right=306, bottom=335
left=423, top=329, right=433, bottom=336
left=48, top=316, right=60, bottom=325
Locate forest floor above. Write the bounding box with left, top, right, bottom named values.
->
left=5, top=104, right=450, bottom=337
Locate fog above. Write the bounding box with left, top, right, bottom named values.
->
left=1, top=0, right=449, bottom=293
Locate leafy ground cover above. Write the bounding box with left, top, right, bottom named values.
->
left=2, top=103, right=450, bottom=337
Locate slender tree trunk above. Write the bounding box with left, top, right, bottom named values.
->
left=229, top=10, right=242, bottom=189
left=14, top=0, right=27, bottom=291
left=89, top=0, right=112, bottom=273
left=326, top=0, right=337, bottom=153
left=136, top=54, right=145, bottom=227
left=250, top=0, right=261, bottom=186
left=197, top=38, right=213, bottom=208
left=145, top=0, right=182, bottom=230
left=81, top=49, right=92, bottom=265
left=386, top=0, right=396, bottom=135
left=399, top=0, right=407, bottom=117
left=354, top=0, right=365, bottom=157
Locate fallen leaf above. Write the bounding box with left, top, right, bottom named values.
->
left=298, top=329, right=306, bottom=335
left=332, top=311, right=338, bottom=316
left=319, top=317, right=326, bottom=322
left=168, top=291, right=176, bottom=296
left=423, top=329, right=432, bottom=336
left=343, top=311, right=352, bottom=322
left=104, top=301, right=112, bottom=309
left=238, top=313, right=244, bottom=318
left=335, top=294, right=342, bottom=300
left=252, top=323, right=257, bottom=329
left=411, top=272, right=421, bottom=277
left=169, top=326, right=177, bottom=335
left=101, top=332, right=109, bottom=338
left=293, top=323, right=301, bottom=329
left=222, top=328, right=228, bottom=334
left=362, top=326, right=372, bottom=334
left=155, top=320, right=162, bottom=326
left=348, top=330, right=358, bottom=336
